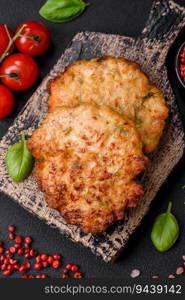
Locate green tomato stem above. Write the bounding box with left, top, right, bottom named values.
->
left=18, top=34, right=41, bottom=43
left=0, top=73, right=19, bottom=80
left=167, top=202, right=172, bottom=214
left=0, top=24, right=27, bottom=64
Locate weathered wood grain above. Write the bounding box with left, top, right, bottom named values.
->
left=0, top=0, right=185, bottom=262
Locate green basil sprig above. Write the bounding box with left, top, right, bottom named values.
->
left=5, top=132, right=34, bottom=182
left=39, top=0, right=90, bottom=23
left=151, top=202, right=179, bottom=252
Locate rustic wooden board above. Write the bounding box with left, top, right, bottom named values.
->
left=0, top=0, right=185, bottom=263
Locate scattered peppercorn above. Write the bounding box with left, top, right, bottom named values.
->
left=71, top=265, right=79, bottom=272
left=66, top=264, right=72, bottom=271
left=9, top=247, right=16, bottom=254
left=42, top=261, right=49, bottom=268
left=41, top=254, right=48, bottom=261
left=62, top=268, right=68, bottom=274
left=3, top=270, right=12, bottom=276
left=24, top=243, right=30, bottom=249
left=8, top=225, right=16, bottom=232
left=53, top=254, right=61, bottom=260
left=36, top=255, right=41, bottom=263
left=62, top=273, right=69, bottom=278
left=25, top=236, right=32, bottom=244
left=47, top=256, right=53, bottom=264
left=30, top=249, right=37, bottom=257
left=19, top=266, right=26, bottom=273
left=8, top=233, right=15, bottom=240
left=0, top=224, right=83, bottom=278
left=52, top=260, right=61, bottom=269
left=15, top=236, right=22, bottom=244
left=34, top=263, right=42, bottom=271
left=73, top=272, right=83, bottom=278
left=17, top=248, right=24, bottom=256
left=0, top=247, right=4, bottom=254
left=24, top=253, right=31, bottom=259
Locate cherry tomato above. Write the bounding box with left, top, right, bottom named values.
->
left=0, top=53, right=39, bottom=91
left=0, top=84, right=15, bottom=119
left=0, top=24, right=14, bottom=57
left=15, top=21, right=51, bottom=56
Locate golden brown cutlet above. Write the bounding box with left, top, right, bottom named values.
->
left=48, top=56, right=169, bottom=153
left=28, top=104, right=148, bottom=234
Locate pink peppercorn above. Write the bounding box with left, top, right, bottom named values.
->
left=66, top=264, right=72, bottom=271
left=15, top=236, right=22, bottom=244
left=73, top=272, right=83, bottom=278
left=24, top=262, right=31, bottom=270
left=34, top=263, right=42, bottom=271
left=8, top=233, right=15, bottom=240
left=42, top=261, right=49, bottom=268
left=17, top=248, right=24, bottom=256
left=62, top=274, right=69, bottom=278
left=0, top=247, right=4, bottom=254
left=41, top=254, right=48, bottom=261
left=19, top=266, right=26, bottom=273
left=30, top=249, right=37, bottom=257
left=47, top=256, right=54, bottom=264
left=25, top=236, right=32, bottom=244
left=53, top=254, right=61, bottom=260
left=36, top=255, right=41, bottom=263
left=8, top=225, right=16, bottom=232
left=71, top=265, right=79, bottom=272
left=9, top=246, right=16, bottom=254
left=1, top=264, right=7, bottom=271
left=52, top=260, right=61, bottom=269
left=3, top=270, right=12, bottom=276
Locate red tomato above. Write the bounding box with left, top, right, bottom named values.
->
left=0, top=24, right=14, bottom=57
left=15, top=21, right=51, bottom=56
left=0, top=53, right=39, bottom=91
left=0, top=84, right=15, bottom=119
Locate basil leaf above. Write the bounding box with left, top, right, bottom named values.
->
left=151, top=202, right=179, bottom=252
left=39, top=0, right=90, bottom=23
left=5, top=132, right=34, bottom=182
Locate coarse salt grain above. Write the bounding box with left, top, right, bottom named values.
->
left=130, top=269, right=140, bottom=278
left=176, top=267, right=184, bottom=275
left=168, top=274, right=175, bottom=278
left=182, top=255, right=185, bottom=261
left=152, top=276, right=159, bottom=278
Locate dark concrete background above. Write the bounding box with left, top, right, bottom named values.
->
left=0, top=0, right=185, bottom=278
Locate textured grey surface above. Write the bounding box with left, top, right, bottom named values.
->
left=0, top=0, right=185, bottom=263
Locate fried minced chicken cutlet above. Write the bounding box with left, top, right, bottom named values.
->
left=28, top=104, right=148, bottom=234
left=48, top=56, right=169, bottom=153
